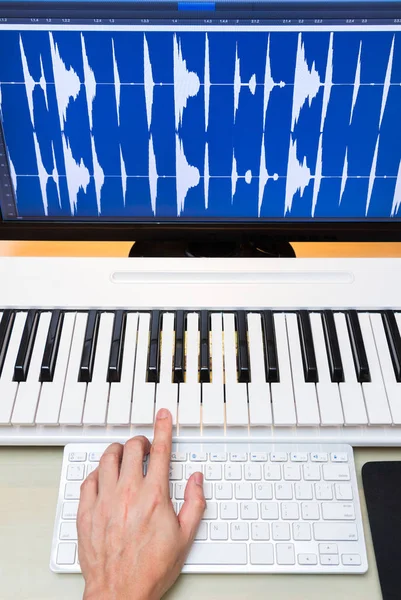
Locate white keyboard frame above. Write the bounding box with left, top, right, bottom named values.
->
left=51, top=442, right=368, bottom=574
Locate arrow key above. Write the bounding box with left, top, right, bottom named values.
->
left=298, top=553, right=318, bottom=566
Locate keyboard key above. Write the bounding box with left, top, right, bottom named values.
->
left=240, top=502, right=258, bottom=519
left=247, top=313, right=272, bottom=425
left=275, top=483, right=293, bottom=500
left=205, top=463, right=222, bottom=480
left=264, top=464, right=281, bottom=480
left=346, top=310, right=370, bottom=383
left=68, top=452, right=86, bottom=462
left=0, top=310, right=15, bottom=378
left=171, top=451, right=187, bottom=461
left=220, top=502, right=238, bottom=519
left=147, top=310, right=161, bottom=383
left=236, top=311, right=250, bottom=383
left=173, top=310, right=184, bottom=384
left=79, top=311, right=99, bottom=383
left=174, top=483, right=186, bottom=499
left=251, top=452, right=267, bottom=462
left=315, top=483, right=333, bottom=500
left=284, top=464, right=301, bottom=481
left=203, top=502, right=218, bottom=520
left=295, top=483, right=313, bottom=500
left=342, top=554, right=361, bottom=566
left=40, top=310, right=64, bottom=382
left=131, top=313, right=155, bottom=426
left=313, top=522, right=358, bottom=541
left=261, top=310, right=279, bottom=382
left=321, top=310, right=344, bottom=383
left=195, top=522, right=208, bottom=541
left=235, top=482, right=253, bottom=500
left=60, top=522, right=77, bottom=540
left=199, top=310, right=210, bottom=383
left=277, top=543, right=295, bottom=565
left=190, top=452, right=207, bottom=461
left=59, top=313, right=88, bottom=425
left=202, top=313, right=224, bottom=426
left=215, top=483, right=232, bottom=500
left=186, top=543, right=247, bottom=565
left=62, top=502, right=79, bottom=519
left=230, top=452, right=247, bottom=462
left=321, top=503, right=355, bottom=520
left=323, top=464, right=350, bottom=481
left=303, top=464, right=321, bottom=481
left=231, top=522, right=249, bottom=541
left=301, top=502, right=319, bottom=520
left=310, top=452, right=328, bottom=462
left=57, top=543, right=76, bottom=565
left=65, top=483, right=81, bottom=500
left=169, top=463, right=183, bottom=480
left=67, top=464, right=85, bottom=481
left=107, top=311, right=126, bottom=383
left=251, top=522, right=270, bottom=540
left=225, top=464, right=242, bottom=480
left=245, top=464, right=262, bottom=480
left=293, top=522, right=311, bottom=541
left=210, top=452, right=227, bottom=462
left=298, top=553, right=317, bottom=566
left=13, top=309, right=39, bottom=382
left=281, top=502, right=299, bottom=520
left=255, top=483, right=273, bottom=500
left=290, top=452, right=308, bottom=462
left=320, top=554, right=339, bottom=566
left=179, top=312, right=201, bottom=426
left=223, top=313, right=248, bottom=426
left=319, top=544, right=338, bottom=555
left=331, top=452, right=348, bottom=462
left=210, top=522, right=228, bottom=540
left=270, top=452, right=287, bottom=462
left=297, top=311, right=318, bottom=383
left=272, top=522, right=290, bottom=541
left=261, top=502, right=279, bottom=520
left=382, top=310, right=401, bottom=382
left=271, top=314, right=296, bottom=426
left=88, top=452, right=102, bottom=462
left=155, top=313, right=178, bottom=424
left=335, top=484, right=353, bottom=501
left=250, top=543, right=274, bottom=565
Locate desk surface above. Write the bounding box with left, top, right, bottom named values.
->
left=1, top=241, right=400, bottom=600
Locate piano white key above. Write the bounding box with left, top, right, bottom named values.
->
left=247, top=313, right=272, bottom=426
left=83, top=312, right=114, bottom=425
left=370, top=313, right=401, bottom=424
left=202, top=313, right=224, bottom=426
left=271, top=314, right=296, bottom=426
left=334, top=313, right=368, bottom=425
left=131, top=313, right=155, bottom=426
left=286, top=313, right=320, bottom=426
left=36, top=313, right=76, bottom=425
left=0, top=312, right=27, bottom=424
left=108, top=313, right=138, bottom=425
left=59, top=313, right=88, bottom=425
left=11, top=312, right=52, bottom=425
left=310, top=313, right=344, bottom=426
left=155, top=313, right=178, bottom=425
left=179, top=313, right=201, bottom=426
left=358, top=313, right=392, bottom=425
left=223, top=313, right=248, bottom=426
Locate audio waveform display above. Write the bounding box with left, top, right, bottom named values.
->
left=0, top=27, right=401, bottom=219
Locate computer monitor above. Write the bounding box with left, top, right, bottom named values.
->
left=0, top=0, right=401, bottom=251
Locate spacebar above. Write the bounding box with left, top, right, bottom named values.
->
left=185, top=543, right=247, bottom=565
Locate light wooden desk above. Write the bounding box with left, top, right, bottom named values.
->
left=1, top=241, right=400, bottom=600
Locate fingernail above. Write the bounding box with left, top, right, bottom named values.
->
left=194, top=472, right=203, bottom=486
left=157, top=408, right=169, bottom=420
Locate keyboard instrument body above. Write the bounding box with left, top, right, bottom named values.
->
left=1, top=256, right=401, bottom=447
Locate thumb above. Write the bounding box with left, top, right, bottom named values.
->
left=178, top=472, right=206, bottom=544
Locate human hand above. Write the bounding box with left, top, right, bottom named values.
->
left=77, top=408, right=206, bottom=600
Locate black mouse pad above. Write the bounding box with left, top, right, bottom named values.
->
left=362, top=462, right=401, bottom=600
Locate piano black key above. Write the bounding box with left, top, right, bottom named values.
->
left=200, top=310, right=210, bottom=383
left=345, top=310, right=371, bottom=383
left=236, top=311, right=250, bottom=383
left=147, top=310, right=161, bottom=383
left=262, top=310, right=279, bottom=382
left=107, top=311, right=126, bottom=383
left=297, top=311, right=318, bottom=383
left=79, top=311, right=100, bottom=383
left=13, top=309, right=39, bottom=382
left=0, top=310, right=15, bottom=378
left=40, top=310, right=64, bottom=382
left=382, top=311, right=401, bottom=382
left=173, top=310, right=184, bottom=383
left=321, top=310, right=344, bottom=383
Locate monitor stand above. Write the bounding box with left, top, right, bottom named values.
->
left=128, top=239, right=296, bottom=258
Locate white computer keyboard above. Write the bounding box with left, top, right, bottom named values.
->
left=51, top=442, right=367, bottom=574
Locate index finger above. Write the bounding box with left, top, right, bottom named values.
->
left=146, top=408, right=173, bottom=489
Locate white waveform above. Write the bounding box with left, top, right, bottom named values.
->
left=339, top=148, right=348, bottom=204
left=173, top=34, right=200, bottom=130
left=285, top=136, right=312, bottom=214
left=61, top=135, right=90, bottom=215
left=379, top=36, right=395, bottom=128
left=49, top=33, right=81, bottom=130
left=204, top=34, right=210, bottom=131
left=349, top=42, right=361, bottom=125
left=320, top=32, right=333, bottom=133
left=291, top=33, right=321, bottom=132
left=81, top=35, right=96, bottom=131
left=175, top=134, right=200, bottom=215
left=8, top=156, right=17, bottom=197
left=112, top=39, right=121, bottom=127
left=90, top=134, right=104, bottom=214
left=258, top=134, right=268, bottom=216
left=311, top=134, right=323, bottom=217
left=120, top=146, right=127, bottom=206
left=51, top=141, right=61, bottom=208
left=391, top=160, right=401, bottom=216
left=234, top=44, right=241, bottom=120
left=245, top=169, right=252, bottom=183
left=149, top=134, right=158, bottom=215
left=39, top=55, right=49, bottom=111
left=262, top=35, right=275, bottom=128
left=19, top=35, right=35, bottom=125
left=366, top=136, right=379, bottom=216
left=231, top=150, right=238, bottom=200
left=143, top=34, right=154, bottom=131
left=249, top=75, right=256, bottom=95
left=32, top=132, right=49, bottom=215
left=204, top=142, right=209, bottom=209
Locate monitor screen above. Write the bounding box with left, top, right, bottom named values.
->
left=0, top=1, right=400, bottom=230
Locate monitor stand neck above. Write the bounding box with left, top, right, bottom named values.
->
left=128, top=239, right=296, bottom=258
